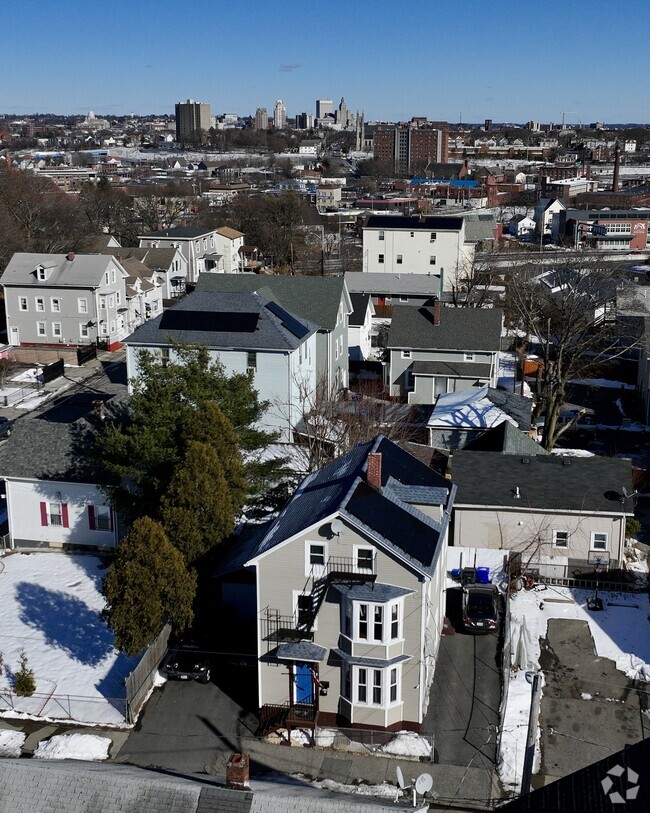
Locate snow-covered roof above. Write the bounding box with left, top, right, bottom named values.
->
left=428, top=387, right=518, bottom=430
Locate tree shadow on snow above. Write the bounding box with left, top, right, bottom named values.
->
left=15, top=582, right=114, bottom=667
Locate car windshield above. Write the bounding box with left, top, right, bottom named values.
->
left=467, top=594, right=495, bottom=618
left=173, top=651, right=203, bottom=668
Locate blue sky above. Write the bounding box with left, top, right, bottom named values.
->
left=3, top=0, right=649, bottom=123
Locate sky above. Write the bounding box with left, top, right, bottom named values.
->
left=3, top=0, right=650, bottom=124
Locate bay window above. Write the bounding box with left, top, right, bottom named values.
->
left=352, top=600, right=402, bottom=643
left=347, top=663, right=402, bottom=708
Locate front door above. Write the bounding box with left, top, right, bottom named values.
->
left=9, top=327, right=19, bottom=345
left=293, top=663, right=313, bottom=704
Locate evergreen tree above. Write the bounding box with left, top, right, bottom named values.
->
left=102, top=517, right=196, bottom=655
left=184, top=402, right=247, bottom=515
left=92, top=344, right=280, bottom=521
left=14, top=650, right=36, bottom=696
left=160, top=441, right=236, bottom=563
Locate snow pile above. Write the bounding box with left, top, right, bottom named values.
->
left=314, top=728, right=337, bottom=748
left=499, top=584, right=650, bottom=792
left=581, top=693, right=592, bottom=700
left=0, top=553, right=140, bottom=726
left=265, top=727, right=313, bottom=747
left=0, top=729, right=26, bottom=757
left=569, top=378, right=635, bottom=390
left=291, top=774, right=399, bottom=799
left=34, top=733, right=111, bottom=761
left=377, top=730, right=432, bottom=759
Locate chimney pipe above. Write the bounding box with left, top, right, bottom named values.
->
left=433, top=298, right=440, bottom=325
left=66, top=252, right=75, bottom=262
left=367, top=452, right=382, bottom=490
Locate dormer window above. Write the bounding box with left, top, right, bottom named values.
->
left=35, top=265, right=48, bottom=281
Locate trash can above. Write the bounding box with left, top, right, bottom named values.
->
left=226, top=753, right=250, bottom=789
left=476, top=567, right=490, bottom=584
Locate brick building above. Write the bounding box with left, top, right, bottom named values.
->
left=374, top=122, right=449, bottom=172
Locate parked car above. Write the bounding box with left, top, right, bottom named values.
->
left=0, top=417, right=13, bottom=440
left=462, top=584, right=499, bottom=633
left=165, top=648, right=211, bottom=683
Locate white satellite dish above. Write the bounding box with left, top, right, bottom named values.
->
left=415, top=773, right=433, bottom=795
left=331, top=519, right=344, bottom=535
left=396, top=765, right=407, bottom=790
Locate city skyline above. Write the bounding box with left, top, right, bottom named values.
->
left=2, top=0, right=650, bottom=124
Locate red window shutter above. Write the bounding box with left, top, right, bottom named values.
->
left=40, top=502, right=48, bottom=527
left=88, top=505, right=96, bottom=530
left=61, top=503, right=69, bottom=529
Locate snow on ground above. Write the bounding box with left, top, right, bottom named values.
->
left=551, top=448, right=595, bottom=457
left=0, top=729, right=26, bottom=757
left=377, top=730, right=432, bottom=759
left=0, top=553, right=140, bottom=726
left=499, top=584, right=650, bottom=792
left=497, top=352, right=532, bottom=398
left=33, top=733, right=111, bottom=761
left=289, top=774, right=400, bottom=800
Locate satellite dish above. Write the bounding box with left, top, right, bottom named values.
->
left=396, top=765, right=408, bottom=790
left=415, top=773, right=433, bottom=795
left=331, top=519, right=344, bottom=535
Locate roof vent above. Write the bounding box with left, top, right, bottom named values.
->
left=513, top=486, right=521, bottom=499
left=521, top=457, right=530, bottom=464
left=563, top=458, right=572, bottom=466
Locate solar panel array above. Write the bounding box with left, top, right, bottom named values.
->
left=159, top=310, right=259, bottom=333
left=265, top=300, right=310, bottom=339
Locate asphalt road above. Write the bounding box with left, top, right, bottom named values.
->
left=422, top=587, right=502, bottom=770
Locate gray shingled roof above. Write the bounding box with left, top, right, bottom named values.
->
left=388, top=305, right=502, bottom=351
left=138, top=226, right=217, bottom=239
left=331, top=583, right=415, bottom=602
left=103, top=246, right=179, bottom=271
left=247, top=436, right=455, bottom=578
left=194, top=273, right=347, bottom=332
left=1, top=252, right=123, bottom=288
left=124, top=290, right=317, bottom=351
left=345, top=272, right=441, bottom=297
left=349, top=293, right=371, bottom=327
left=276, top=642, right=328, bottom=661
left=451, top=452, right=633, bottom=513
left=463, top=422, right=548, bottom=455
left=332, top=650, right=411, bottom=668
left=411, top=360, right=492, bottom=379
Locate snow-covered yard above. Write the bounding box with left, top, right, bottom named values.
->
left=499, top=584, right=650, bottom=792
left=0, top=553, right=139, bottom=727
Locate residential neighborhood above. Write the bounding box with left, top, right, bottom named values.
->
left=1, top=4, right=650, bottom=812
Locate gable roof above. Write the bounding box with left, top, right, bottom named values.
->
left=103, top=246, right=180, bottom=271
left=194, top=273, right=348, bottom=331
left=451, top=451, right=633, bottom=513
left=138, top=226, right=217, bottom=239
left=463, top=421, right=547, bottom=455
left=123, top=289, right=318, bottom=351
left=216, top=226, right=245, bottom=240
left=427, top=386, right=532, bottom=432
left=246, top=436, right=455, bottom=577
left=1, top=253, right=125, bottom=288
left=349, top=293, right=372, bottom=326
left=388, top=305, right=503, bottom=351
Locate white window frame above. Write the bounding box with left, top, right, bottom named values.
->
left=36, top=266, right=47, bottom=281
left=352, top=664, right=402, bottom=708
left=429, top=255, right=436, bottom=265
left=49, top=501, right=63, bottom=527
left=95, top=505, right=111, bottom=531
left=19, top=297, right=28, bottom=312
left=50, top=297, right=61, bottom=313
left=111, top=268, right=116, bottom=283
left=110, top=320, right=116, bottom=334
left=36, top=321, right=46, bottom=337
left=378, top=254, right=384, bottom=264
left=401, top=350, right=411, bottom=359
left=430, top=232, right=437, bottom=242
left=353, top=599, right=402, bottom=644
left=399, top=295, right=408, bottom=302
left=353, top=545, right=375, bottom=574
left=396, top=254, right=403, bottom=265
left=464, top=352, right=475, bottom=362
left=99, top=295, right=107, bottom=310
left=378, top=230, right=385, bottom=241
left=305, top=540, right=328, bottom=577
left=79, top=323, right=90, bottom=338
left=590, top=532, right=609, bottom=551
left=35, top=297, right=45, bottom=312
left=553, top=530, right=569, bottom=548
left=52, top=322, right=62, bottom=338
left=78, top=298, right=88, bottom=314
left=108, top=295, right=115, bottom=309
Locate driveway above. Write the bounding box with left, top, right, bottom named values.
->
left=537, top=618, right=649, bottom=788
left=422, top=587, right=502, bottom=771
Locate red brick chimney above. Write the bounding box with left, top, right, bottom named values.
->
left=433, top=298, right=440, bottom=325
left=66, top=252, right=75, bottom=262
left=367, top=452, right=382, bottom=490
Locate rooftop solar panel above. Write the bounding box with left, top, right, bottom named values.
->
left=265, top=300, right=310, bottom=340
left=160, top=310, right=259, bottom=333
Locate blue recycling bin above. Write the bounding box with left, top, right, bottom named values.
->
left=476, top=567, right=490, bottom=584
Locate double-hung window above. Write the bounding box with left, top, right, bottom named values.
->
left=553, top=530, right=569, bottom=548
left=354, top=600, right=401, bottom=643
left=591, top=532, right=608, bottom=551
left=40, top=500, right=69, bottom=528
left=352, top=665, right=401, bottom=707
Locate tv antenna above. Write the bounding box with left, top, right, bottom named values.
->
left=396, top=766, right=436, bottom=806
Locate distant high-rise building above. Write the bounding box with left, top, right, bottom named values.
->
left=316, top=99, right=333, bottom=119
left=273, top=99, right=287, bottom=129
left=296, top=112, right=314, bottom=130
left=254, top=107, right=268, bottom=130
left=373, top=122, right=449, bottom=172
left=336, top=97, right=349, bottom=128
left=175, top=98, right=211, bottom=144
left=484, top=119, right=492, bottom=132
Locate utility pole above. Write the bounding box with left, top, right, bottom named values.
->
left=520, top=671, right=543, bottom=794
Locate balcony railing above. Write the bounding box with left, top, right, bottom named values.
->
left=257, top=700, right=318, bottom=737
left=324, top=556, right=377, bottom=583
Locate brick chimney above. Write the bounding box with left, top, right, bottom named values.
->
left=433, top=298, right=440, bottom=325
left=66, top=252, right=75, bottom=262
left=367, top=452, right=382, bottom=490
